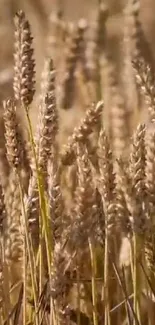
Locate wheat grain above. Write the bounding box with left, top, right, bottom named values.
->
left=13, top=10, right=35, bottom=106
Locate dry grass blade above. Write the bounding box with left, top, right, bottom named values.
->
left=12, top=284, right=23, bottom=325
left=112, top=261, right=140, bottom=325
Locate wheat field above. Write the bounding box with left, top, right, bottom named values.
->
left=1, top=1, right=155, bottom=324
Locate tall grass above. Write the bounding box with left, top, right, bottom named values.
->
left=1, top=1, right=155, bottom=324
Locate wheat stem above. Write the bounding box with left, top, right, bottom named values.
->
left=88, top=238, right=98, bottom=325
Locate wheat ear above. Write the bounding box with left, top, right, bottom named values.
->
left=13, top=10, right=35, bottom=106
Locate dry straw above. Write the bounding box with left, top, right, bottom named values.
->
left=1, top=2, right=155, bottom=325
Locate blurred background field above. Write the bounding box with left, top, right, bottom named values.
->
left=1, top=0, right=155, bottom=99
left=0, top=0, right=153, bottom=148
left=0, top=0, right=154, bottom=138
